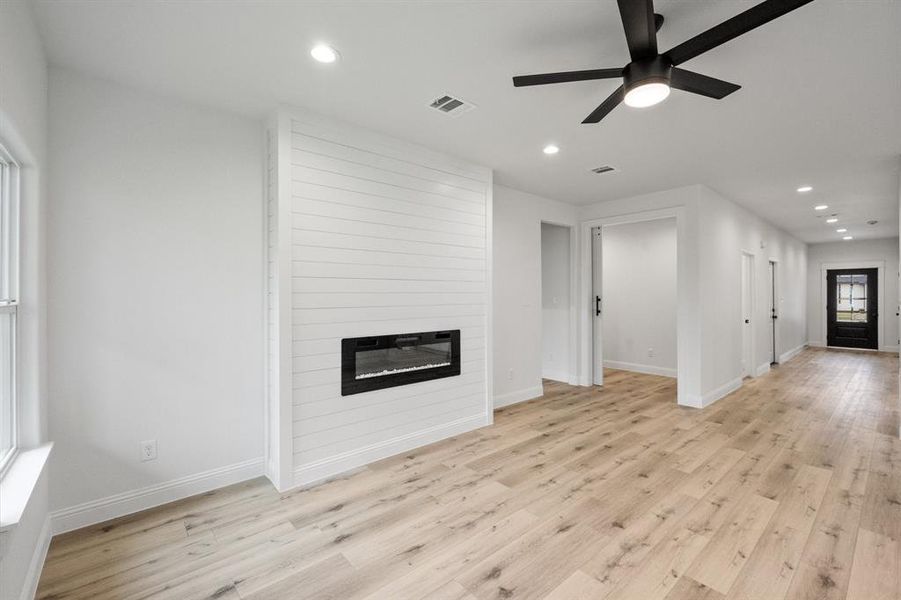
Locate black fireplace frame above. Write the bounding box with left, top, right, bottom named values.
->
left=341, top=330, right=461, bottom=396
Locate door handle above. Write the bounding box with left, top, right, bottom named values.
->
left=595, top=296, right=601, bottom=316
left=744, top=319, right=750, bottom=324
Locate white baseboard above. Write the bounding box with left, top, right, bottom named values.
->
left=779, top=344, right=806, bottom=363
left=51, top=457, right=265, bottom=535
left=681, top=377, right=743, bottom=409
left=703, top=377, right=744, bottom=408
left=880, top=344, right=900, bottom=353
left=808, top=340, right=825, bottom=348
left=541, top=369, right=570, bottom=384
left=494, top=385, right=544, bottom=409
left=19, top=514, right=51, bottom=600
left=293, top=413, right=489, bottom=489
left=755, top=362, right=771, bottom=377
left=603, top=360, right=677, bottom=379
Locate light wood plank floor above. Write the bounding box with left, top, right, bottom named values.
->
left=37, top=348, right=901, bottom=600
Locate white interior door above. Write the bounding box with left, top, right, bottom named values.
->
left=769, top=260, right=777, bottom=364
left=592, top=227, right=603, bottom=385
left=741, top=253, right=754, bottom=377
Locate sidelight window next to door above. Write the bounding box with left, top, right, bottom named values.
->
left=826, top=268, right=878, bottom=350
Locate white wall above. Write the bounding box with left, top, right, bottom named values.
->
left=270, top=109, right=493, bottom=487
left=0, top=1, right=50, bottom=598
left=601, top=218, right=677, bottom=377
left=697, top=187, right=807, bottom=395
left=541, top=223, right=571, bottom=382
left=493, top=185, right=578, bottom=407
left=47, top=69, right=265, bottom=530
left=807, top=237, right=899, bottom=351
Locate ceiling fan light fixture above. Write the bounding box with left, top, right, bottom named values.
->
left=310, top=44, right=339, bottom=64
left=624, top=82, right=671, bottom=108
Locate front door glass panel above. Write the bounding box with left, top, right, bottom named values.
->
left=835, top=274, right=868, bottom=323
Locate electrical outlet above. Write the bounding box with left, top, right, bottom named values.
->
left=507, top=368, right=514, bottom=381
left=647, top=348, right=655, bottom=358
left=140, top=439, right=158, bottom=462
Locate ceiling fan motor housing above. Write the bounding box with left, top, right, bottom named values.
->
left=623, top=56, right=673, bottom=92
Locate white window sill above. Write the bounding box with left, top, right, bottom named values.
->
left=0, top=443, right=53, bottom=559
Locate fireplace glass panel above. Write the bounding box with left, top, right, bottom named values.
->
left=355, top=337, right=452, bottom=380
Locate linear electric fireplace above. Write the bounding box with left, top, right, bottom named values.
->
left=341, top=330, right=460, bottom=396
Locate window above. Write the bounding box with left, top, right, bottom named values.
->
left=0, top=144, right=19, bottom=474
left=836, top=273, right=868, bottom=323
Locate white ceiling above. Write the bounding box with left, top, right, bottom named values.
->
left=31, top=0, right=901, bottom=243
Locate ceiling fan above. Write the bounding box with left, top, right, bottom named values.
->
left=512, top=0, right=815, bottom=123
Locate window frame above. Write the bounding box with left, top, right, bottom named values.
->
left=0, top=143, right=20, bottom=478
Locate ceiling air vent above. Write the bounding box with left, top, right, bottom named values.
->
left=589, top=165, right=619, bottom=175
left=428, top=93, right=476, bottom=118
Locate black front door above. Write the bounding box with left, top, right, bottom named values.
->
left=827, top=268, right=878, bottom=350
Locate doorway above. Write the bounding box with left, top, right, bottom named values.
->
left=827, top=268, right=878, bottom=349
left=741, top=252, right=755, bottom=377
left=540, top=222, right=574, bottom=383
left=591, top=218, right=677, bottom=385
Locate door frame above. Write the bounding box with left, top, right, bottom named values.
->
left=819, top=260, right=885, bottom=352
left=579, top=206, right=688, bottom=405
left=740, top=250, right=756, bottom=378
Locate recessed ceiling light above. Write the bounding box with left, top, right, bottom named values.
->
left=797, top=185, right=813, bottom=193
left=843, top=236, right=854, bottom=240
left=836, top=228, right=847, bottom=233
left=543, top=144, right=560, bottom=155
left=624, top=82, right=671, bottom=108
left=826, top=218, right=838, bottom=224
left=814, top=205, right=828, bottom=211
left=310, top=44, right=339, bottom=64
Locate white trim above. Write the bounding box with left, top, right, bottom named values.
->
left=0, top=443, right=52, bottom=545
left=494, top=385, right=545, bottom=409
left=51, top=457, right=264, bottom=535
left=603, top=360, right=676, bottom=378
left=705, top=377, right=744, bottom=407
left=755, top=362, right=771, bottom=377
left=485, top=169, right=495, bottom=426
left=293, top=414, right=489, bottom=488
left=541, top=370, right=572, bottom=383
left=819, top=260, right=885, bottom=351
left=779, top=343, right=807, bottom=364
left=19, top=513, right=51, bottom=600
left=680, top=377, right=743, bottom=409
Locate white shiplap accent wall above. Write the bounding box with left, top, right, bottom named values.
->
left=268, top=109, right=492, bottom=488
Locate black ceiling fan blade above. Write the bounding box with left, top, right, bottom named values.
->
left=512, top=68, right=622, bottom=87
left=670, top=68, right=741, bottom=99
left=617, top=0, right=658, bottom=60
left=582, top=86, right=625, bottom=124
left=664, top=0, right=815, bottom=66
